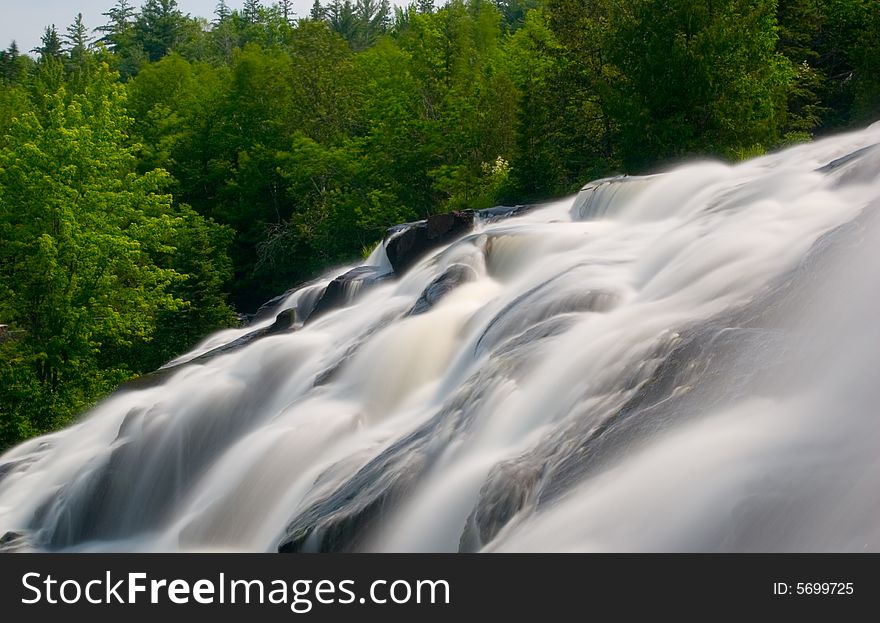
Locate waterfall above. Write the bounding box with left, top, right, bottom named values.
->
left=2, top=124, right=880, bottom=553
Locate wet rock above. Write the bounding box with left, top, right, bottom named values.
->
left=0, top=456, right=38, bottom=487
left=250, top=277, right=328, bottom=325
left=271, top=307, right=297, bottom=331
left=251, top=289, right=295, bottom=323
left=116, top=369, right=176, bottom=392
left=408, top=264, right=478, bottom=316
left=474, top=274, right=618, bottom=356
left=476, top=204, right=536, bottom=223
left=0, top=530, right=31, bottom=552
left=459, top=462, right=543, bottom=551
left=822, top=144, right=880, bottom=187
left=120, top=308, right=298, bottom=392
left=530, top=324, right=784, bottom=508
left=816, top=143, right=880, bottom=174
left=115, top=408, right=146, bottom=441
left=306, top=266, right=393, bottom=324
left=119, top=262, right=392, bottom=394
left=279, top=368, right=509, bottom=553
left=384, top=210, right=475, bottom=274
left=278, top=449, right=431, bottom=553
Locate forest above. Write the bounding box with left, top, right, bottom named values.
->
left=0, top=0, right=878, bottom=448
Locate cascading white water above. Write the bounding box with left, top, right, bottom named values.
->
left=2, top=124, right=880, bottom=552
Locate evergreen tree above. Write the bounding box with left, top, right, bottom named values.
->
left=278, top=0, right=295, bottom=22
left=214, top=1, right=232, bottom=24
left=310, top=0, right=326, bottom=21
left=33, top=26, right=64, bottom=62
left=0, top=42, right=26, bottom=83
left=65, top=13, right=94, bottom=70
left=97, top=0, right=137, bottom=48
left=356, top=0, right=391, bottom=48
left=135, top=0, right=185, bottom=62
left=97, top=1, right=142, bottom=78
left=327, top=1, right=359, bottom=44
left=416, top=0, right=436, bottom=14
left=243, top=0, right=264, bottom=24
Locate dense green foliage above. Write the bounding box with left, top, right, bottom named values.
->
left=0, top=0, right=878, bottom=448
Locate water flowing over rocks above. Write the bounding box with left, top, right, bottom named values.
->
left=2, top=124, right=880, bottom=553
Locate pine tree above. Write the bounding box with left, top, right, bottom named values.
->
left=214, top=0, right=232, bottom=24
left=65, top=13, right=94, bottom=68
left=0, top=41, right=21, bottom=81
left=97, top=0, right=137, bottom=48
left=278, top=0, right=295, bottom=22
left=243, top=0, right=263, bottom=24
left=327, top=1, right=359, bottom=44
left=416, top=0, right=435, bottom=14
left=135, top=0, right=185, bottom=62
left=33, top=26, right=63, bottom=62
left=354, top=0, right=391, bottom=49
left=96, top=0, right=141, bottom=78
left=310, top=0, right=326, bottom=21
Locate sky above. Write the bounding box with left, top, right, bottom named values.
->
left=0, top=1, right=318, bottom=55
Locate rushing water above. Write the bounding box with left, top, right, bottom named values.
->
left=2, top=125, right=880, bottom=553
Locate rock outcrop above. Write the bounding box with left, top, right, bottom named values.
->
left=384, top=210, right=475, bottom=274
left=408, top=264, right=478, bottom=316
